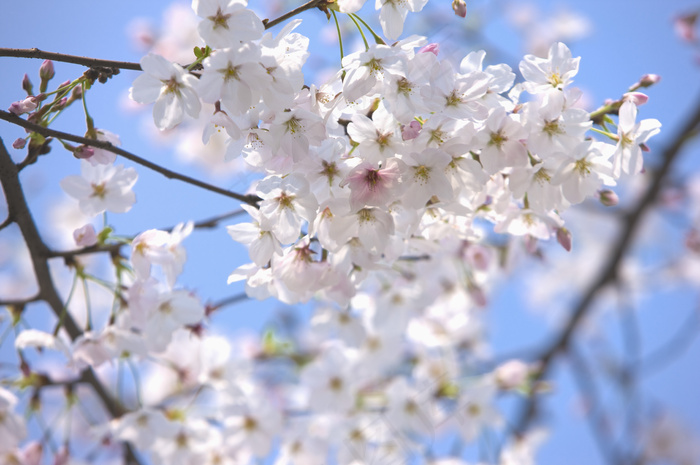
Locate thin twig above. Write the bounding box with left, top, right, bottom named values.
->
left=513, top=94, right=700, bottom=434
left=0, top=48, right=142, bottom=70
left=0, top=110, right=260, bottom=207
left=263, top=0, right=329, bottom=29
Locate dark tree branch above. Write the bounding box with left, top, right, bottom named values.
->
left=0, top=137, right=143, bottom=465
left=0, top=110, right=260, bottom=207
left=513, top=94, right=700, bottom=435
left=0, top=48, right=142, bottom=70
left=263, top=0, right=330, bottom=29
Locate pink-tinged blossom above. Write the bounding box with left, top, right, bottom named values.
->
left=556, top=226, right=572, bottom=251
left=341, top=158, right=405, bottom=211
left=612, top=100, right=661, bottom=177
left=130, top=53, right=201, bottom=130
left=60, top=161, right=138, bottom=217
left=73, top=224, right=98, bottom=247
left=193, top=0, right=264, bottom=48
left=12, top=138, right=26, bottom=149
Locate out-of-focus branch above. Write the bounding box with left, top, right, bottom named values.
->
left=514, top=94, right=700, bottom=435
left=568, top=347, right=623, bottom=465
left=0, top=137, right=143, bottom=465
left=0, top=48, right=142, bottom=70
left=0, top=110, right=260, bottom=207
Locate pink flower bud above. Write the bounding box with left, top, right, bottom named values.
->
left=598, top=189, right=619, bottom=206
left=452, top=0, right=467, bottom=18
left=632, top=74, right=661, bottom=90
left=418, top=43, right=440, bottom=56
left=74, top=145, right=95, bottom=160
left=402, top=120, right=422, bottom=140
left=73, top=224, right=98, bottom=247
left=623, top=92, right=648, bottom=106
left=22, top=73, right=33, bottom=95
left=13, top=138, right=27, bottom=149
left=556, top=227, right=572, bottom=252
left=39, top=60, right=55, bottom=81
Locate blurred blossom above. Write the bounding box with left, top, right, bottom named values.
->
left=674, top=11, right=699, bottom=43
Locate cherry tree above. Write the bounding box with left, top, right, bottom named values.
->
left=1, top=1, right=699, bottom=465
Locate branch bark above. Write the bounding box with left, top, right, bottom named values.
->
left=0, top=110, right=260, bottom=207
left=0, top=47, right=142, bottom=70
left=0, top=137, right=143, bottom=465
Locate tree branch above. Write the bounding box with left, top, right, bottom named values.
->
left=0, top=137, right=143, bottom=465
left=513, top=94, right=700, bottom=435
left=263, top=0, right=330, bottom=29
left=0, top=110, right=260, bottom=207
left=0, top=48, right=141, bottom=70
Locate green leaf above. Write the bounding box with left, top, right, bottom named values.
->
left=193, top=46, right=203, bottom=59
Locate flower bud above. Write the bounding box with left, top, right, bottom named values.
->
left=39, top=60, right=55, bottom=81
left=402, top=120, right=421, bottom=140
left=631, top=74, right=661, bottom=91
left=74, top=145, right=95, bottom=160
left=598, top=189, right=619, bottom=207
left=623, top=92, right=649, bottom=106
left=73, top=224, right=98, bottom=247
left=419, top=43, right=440, bottom=56
left=452, top=0, right=467, bottom=18
left=556, top=227, right=572, bottom=252
left=22, top=73, right=33, bottom=95
left=495, top=359, right=530, bottom=390
left=13, top=138, right=27, bottom=149
left=39, top=60, right=55, bottom=93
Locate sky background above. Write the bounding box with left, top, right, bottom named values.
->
left=1, top=0, right=700, bottom=464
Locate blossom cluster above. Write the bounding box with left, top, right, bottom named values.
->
left=2, top=0, right=669, bottom=464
